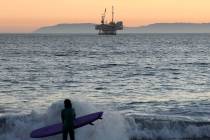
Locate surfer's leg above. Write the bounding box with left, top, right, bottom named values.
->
left=63, top=128, right=68, bottom=140
left=69, top=129, right=75, bottom=140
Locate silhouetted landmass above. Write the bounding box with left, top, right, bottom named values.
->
left=34, top=23, right=210, bottom=33
left=124, top=23, right=210, bottom=33
left=34, top=23, right=97, bottom=33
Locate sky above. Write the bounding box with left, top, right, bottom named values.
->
left=1, top=0, right=210, bottom=32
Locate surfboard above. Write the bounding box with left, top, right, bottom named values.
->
left=30, top=111, right=103, bottom=138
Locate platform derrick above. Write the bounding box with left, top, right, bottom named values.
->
left=95, top=6, right=123, bottom=35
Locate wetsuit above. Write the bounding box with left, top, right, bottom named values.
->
left=61, top=108, right=76, bottom=140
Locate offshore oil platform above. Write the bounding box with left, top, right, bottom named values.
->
left=95, top=6, right=123, bottom=35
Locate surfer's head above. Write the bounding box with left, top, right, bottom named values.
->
left=64, top=99, right=72, bottom=108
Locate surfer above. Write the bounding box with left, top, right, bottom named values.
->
left=61, top=99, right=76, bottom=140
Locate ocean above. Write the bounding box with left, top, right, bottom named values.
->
left=0, top=33, right=210, bottom=140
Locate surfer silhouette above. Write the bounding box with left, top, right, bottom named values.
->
left=61, top=99, right=76, bottom=140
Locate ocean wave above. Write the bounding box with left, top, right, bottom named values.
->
left=127, top=115, right=210, bottom=140
left=0, top=99, right=129, bottom=140
left=1, top=99, right=210, bottom=140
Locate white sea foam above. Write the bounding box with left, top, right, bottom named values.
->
left=126, top=116, right=210, bottom=140
left=0, top=98, right=130, bottom=140
left=1, top=97, right=210, bottom=140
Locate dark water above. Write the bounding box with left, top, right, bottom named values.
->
left=0, top=34, right=210, bottom=140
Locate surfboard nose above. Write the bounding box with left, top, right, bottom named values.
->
left=98, top=112, right=103, bottom=119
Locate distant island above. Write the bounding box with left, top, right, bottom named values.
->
left=34, top=23, right=210, bottom=33
left=34, top=23, right=96, bottom=34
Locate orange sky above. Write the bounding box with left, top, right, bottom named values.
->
left=1, top=0, right=210, bottom=32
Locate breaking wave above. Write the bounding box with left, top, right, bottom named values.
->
left=0, top=99, right=129, bottom=140
left=1, top=98, right=210, bottom=140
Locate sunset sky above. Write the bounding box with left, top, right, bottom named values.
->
left=1, top=0, right=210, bottom=32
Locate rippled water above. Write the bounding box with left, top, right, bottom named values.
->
left=0, top=34, right=210, bottom=140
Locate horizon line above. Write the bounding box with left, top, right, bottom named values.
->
left=1, top=21, right=210, bottom=33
